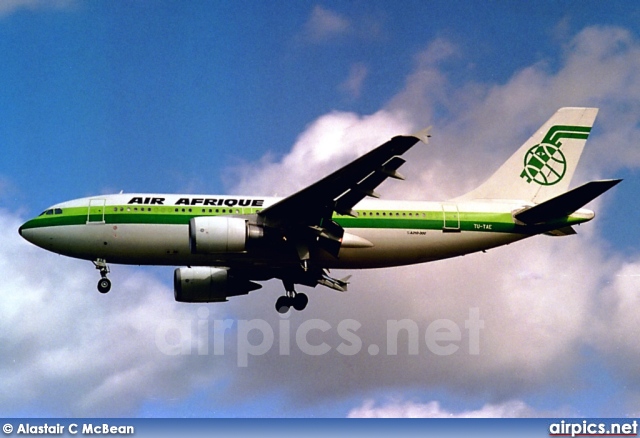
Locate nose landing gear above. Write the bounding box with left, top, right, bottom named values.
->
left=93, top=259, right=111, bottom=294
left=97, top=277, right=111, bottom=293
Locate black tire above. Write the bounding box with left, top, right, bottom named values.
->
left=98, top=278, right=111, bottom=294
left=275, top=296, right=290, bottom=313
left=292, top=293, right=308, bottom=311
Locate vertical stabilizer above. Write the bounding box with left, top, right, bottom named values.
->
left=458, top=107, right=598, bottom=203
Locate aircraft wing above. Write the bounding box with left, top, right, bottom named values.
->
left=260, top=131, right=428, bottom=223
left=258, top=129, right=429, bottom=258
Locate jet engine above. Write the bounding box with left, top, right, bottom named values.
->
left=174, top=267, right=262, bottom=303
left=189, top=216, right=263, bottom=254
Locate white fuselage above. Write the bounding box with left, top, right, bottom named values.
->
left=19, top=193, right=563, bottom=270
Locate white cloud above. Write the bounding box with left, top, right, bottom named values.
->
left=348, top=399, right=556, bottom=418
left=227, top=109, right=414, bottom=197
left=299, top=6, right=385, bottom=44
left=302, top=5, right=351, bottom=43
left=414, top=37, right=460, bottom=67
left=339, top=63, right=369, bottom=99
left=0, top=0, right=76, bottom=18
left=589, top=259, right=640, bottom=381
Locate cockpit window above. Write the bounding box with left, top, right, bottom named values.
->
left=39, top=208, right=63, bottom=216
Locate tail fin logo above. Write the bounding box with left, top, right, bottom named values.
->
left=520, top=125, right=591, bottom=186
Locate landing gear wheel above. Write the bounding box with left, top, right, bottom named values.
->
left=97, top=278, right=111, bottom=294
left=292, top=293, right=308, bottom=311
left=275, top=296, right=291, bottom=314
left=93, top=259, right=111, bottom=294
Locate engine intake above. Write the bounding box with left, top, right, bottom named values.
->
left=189, top=216, right=263, bottom=254
left=174, top=267, right=262, bottom=303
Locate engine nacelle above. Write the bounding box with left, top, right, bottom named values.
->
left=174, top=267, right=262, bottom=303
left=189, top=216, right=263, bottom=254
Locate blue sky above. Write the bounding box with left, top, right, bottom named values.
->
left=1, top=0, right=640, bottom=418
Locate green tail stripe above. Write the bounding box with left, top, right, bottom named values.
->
left=549, top=132, right=590, bottom=145
left=542, top=125, right=591, bottom=145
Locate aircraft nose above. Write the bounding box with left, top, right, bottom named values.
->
left=18, top=220, right=37, bottom=244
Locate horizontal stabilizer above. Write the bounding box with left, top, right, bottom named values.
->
left=514, top=179, right=622, bottom=225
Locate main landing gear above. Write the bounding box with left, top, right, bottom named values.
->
left=275, top=280, right=308, bottom=313
left=93, top=258, right=111, bottom=294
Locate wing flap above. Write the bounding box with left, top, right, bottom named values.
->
left=334, top=156, right=406, bottom=216
left=544, top=226, right=577, bottom=236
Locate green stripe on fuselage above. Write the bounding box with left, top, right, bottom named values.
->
left=20, top=204, right=590, bottom=235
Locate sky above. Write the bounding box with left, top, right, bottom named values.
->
left=1, top=0, right=640, bottom=418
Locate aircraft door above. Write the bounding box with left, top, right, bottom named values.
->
left=441, top=203, right=460, bottom=232
left=87, top=199, right=106, bottom=224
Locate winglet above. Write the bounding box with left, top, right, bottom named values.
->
left=412, top=126, right=432, bottom=145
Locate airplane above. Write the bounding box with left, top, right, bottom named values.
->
left=19, top=107, right=621, bottom=313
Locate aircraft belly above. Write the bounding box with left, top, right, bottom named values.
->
left=37, top=223, right=290, bottom=267
left=32, top=223, right=191, bottom=264
left=23, top=224, right=112, bottom=260
left=331, top=228, right=526, bottom=268
left=33, top=222, right=526, bottom=270
left=102, top=223, right=191, bottom=263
